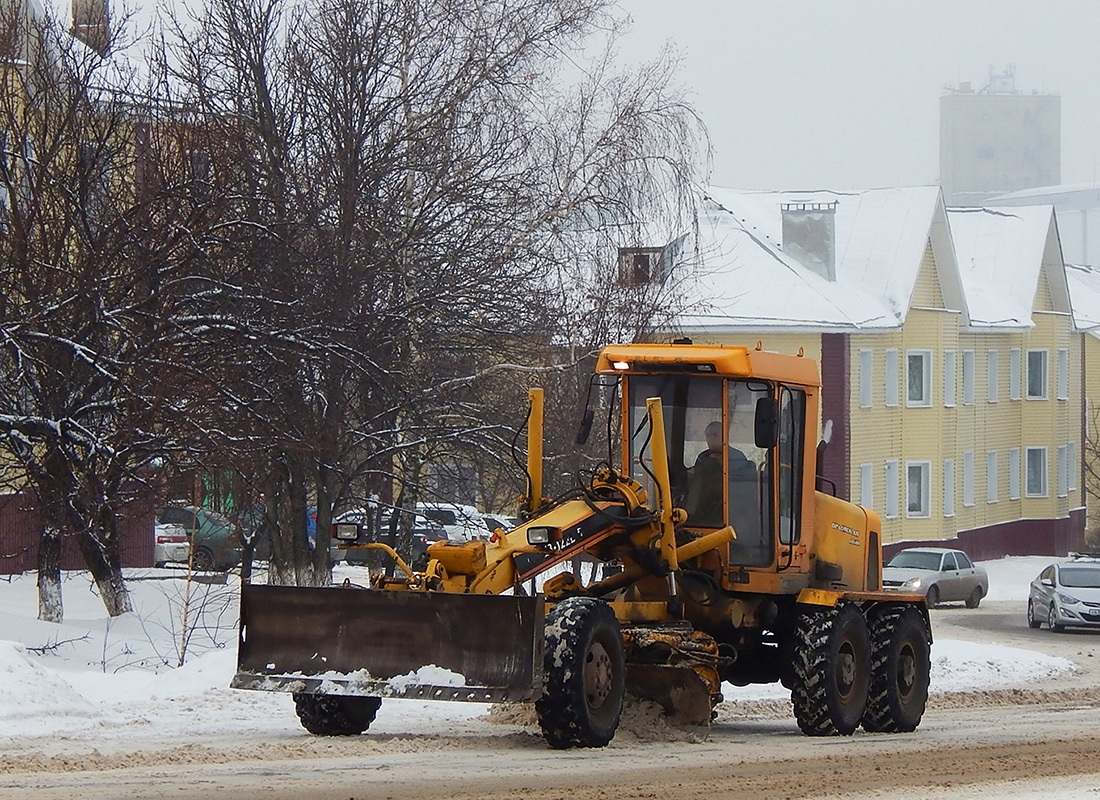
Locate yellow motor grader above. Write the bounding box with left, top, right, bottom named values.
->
left=232, top=341, right=931, bottom=748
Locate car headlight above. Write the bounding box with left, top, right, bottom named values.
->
left=903, top=577, right=923, bottom=589
left=1057, top=591, right=1080, bottom=605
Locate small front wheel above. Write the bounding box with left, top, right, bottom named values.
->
left=1048, top=604, right=1064, bottom=633
left=293, top=694, right=381, bottom=735
left=1026, top=599, right=1042, bottom=629
left=925, top=585, right=940, bottom=609
left=965, top=586, right=983, bottom=609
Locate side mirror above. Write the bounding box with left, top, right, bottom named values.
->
left=754, top=397, right=780, bottom=449
left=1041, top=577, right=1054, bottom=587
left=575, top=408, right=594, bottom=445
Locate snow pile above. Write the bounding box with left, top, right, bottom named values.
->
left=931, top=640, right=1076, bottom=692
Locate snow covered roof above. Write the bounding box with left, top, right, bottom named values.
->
left=947, top=205, right=1070, bottom=329
left=673, top=186, right=957, bottom=333
left=1065, top=263, right=1100, bottom=337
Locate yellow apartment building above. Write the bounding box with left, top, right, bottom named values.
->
left=656, top=186, right=1084, bottom=559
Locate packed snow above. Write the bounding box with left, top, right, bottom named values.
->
left=0, top=555, right=1077, bottom=745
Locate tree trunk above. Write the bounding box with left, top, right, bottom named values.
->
left=36, top=527, right=63, bottom=623
left=77, top=527, right=133, bottom=617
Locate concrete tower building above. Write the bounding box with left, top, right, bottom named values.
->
left=940, top=66, right=1060, bottom=207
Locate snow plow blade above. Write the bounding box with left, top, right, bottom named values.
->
left=232, top=584, right=544, bottom=703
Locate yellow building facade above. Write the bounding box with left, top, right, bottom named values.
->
left=671, top=187, right=1084, bottom=558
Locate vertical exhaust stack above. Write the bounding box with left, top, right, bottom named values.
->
left=781, top=201, right=838, bottom=281
left=71, top=0, right=110, bottom=56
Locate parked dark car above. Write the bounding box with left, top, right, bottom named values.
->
left=337, top=510, right=449, bottom=567
left=155, top=505, right=242, bottom=571
left=1028, top=558, right=1100, bottom=632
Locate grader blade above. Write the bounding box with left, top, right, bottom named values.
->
left=232, top=584, right=544, bottom=703
left=625, top=664, right=716, bottom=726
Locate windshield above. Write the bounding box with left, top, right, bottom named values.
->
left=1060, top=566, right=1100, bottom=588
left=887, top=551, right=942, bottom=571
left=626, top=374, right=772, bottom=567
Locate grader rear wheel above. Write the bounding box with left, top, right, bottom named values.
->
left=292, top=693, right=382, bottom=735
left=790, top=603, right=871, bottom=736
left=861, top=605, right=930, bottom=733
left=536, top=597, right=625, bottom=749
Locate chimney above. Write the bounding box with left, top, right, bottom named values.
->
left=71, top=0, right=110, bottom=56
left=780, top=201, right=838, bottom=281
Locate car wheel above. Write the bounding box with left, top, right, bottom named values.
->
left=1047, top=603, right=1064, bottom=633
left=1026, top=599, right=1042, bottom=629
left=964, top=586, right=983, bottom=609
left=925, top=585, right=939, bottom=609
left=192, top=546, right=215, bottom=572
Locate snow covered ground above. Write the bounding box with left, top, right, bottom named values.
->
left=0, top=555, right=1077, bottom=744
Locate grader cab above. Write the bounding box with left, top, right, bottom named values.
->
left=233, top=341, right=931, bottom=748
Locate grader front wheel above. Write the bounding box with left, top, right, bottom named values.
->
left=790, top=603, right=871, bottom=736
left=292, top=693, right=382, bottom=735
left=536, top=597, right=625, bottom=749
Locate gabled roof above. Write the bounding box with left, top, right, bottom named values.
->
left=1065, top=263, right=1100, bottom=337
left=947, top=205, right=1070, bottom=329
left=674, top=186, right=965, bottom=333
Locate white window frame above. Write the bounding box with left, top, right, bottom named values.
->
left=906, top=461, right=931, bottom=518
left=1057, top=445, right=1069, bottom=498
left=986, top=450, right=998, bottom=503
left=906, top=349, right=932, bottom=407
left=1027, top=349, right=1048, bottom=400
left=859, top=349, right=873, bottom=408
left=962, top=349, right=975, bottom=405
left=943, top=458, right=955, bottom=517
left=987, top=350, right=999, bottom=403
left=962, top=450, right=975, bottom=507
left=1069, top=442, right=1077, bottom=492
left=884, top=349, right=899, bottom=407
left=860, top=462, right=873, bottom=507
left=885, top=460, right=899, bottom=518
left=1010, top=348, right=1022, bottom=400
left=1057, top=348, right=1069, bottom=400
left=1009, top=447, right=1021, bottom=500
left=943, top=350, right=956, bottom=407
left=1026, top=446, right=1048, bottom=498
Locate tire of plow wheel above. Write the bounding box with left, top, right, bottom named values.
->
left=293, top=693, right=382, bottom=735
left=536, top=597, right=625, bottom=749
left=790, top=603, right=871, bottom=736
left=862, top=605, right=931, bottom=733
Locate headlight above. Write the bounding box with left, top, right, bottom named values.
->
left=903, top=577, right=923, bottom=589
left=527, top=526, right=559, bottom=545
left=333, top=523, right=359, bottom=541
left=1057, top=591, right=1080, bottom=605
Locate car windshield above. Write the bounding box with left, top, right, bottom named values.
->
left=887, top=551, right=942, bottom=571
left=1060, top=566, right=1100, bottom=588
left=424, top=510, right=458, bottom=526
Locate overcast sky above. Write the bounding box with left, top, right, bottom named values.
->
left=615, top=1, right=1100, bottom=191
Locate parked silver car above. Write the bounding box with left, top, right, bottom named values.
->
left=882, top=547, right=988, bottom=608
left=1027, top=558, right=1100, bottom=632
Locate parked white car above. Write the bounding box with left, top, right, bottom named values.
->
left=153, top=523, right=190, bottom=568
left=416, top=502, right=488, bottom=542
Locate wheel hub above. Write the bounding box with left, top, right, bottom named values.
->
left=584, top=642, right=613, bottom=709
left=837, top=642, right=856, bottom=697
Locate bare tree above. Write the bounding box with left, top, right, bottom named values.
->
left=149, top=0, right=706, bottom=577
